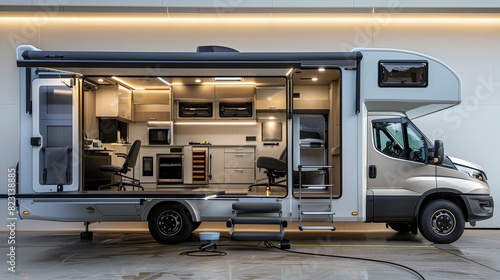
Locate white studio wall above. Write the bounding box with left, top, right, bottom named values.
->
left=1, top=13, right=499, bottom=229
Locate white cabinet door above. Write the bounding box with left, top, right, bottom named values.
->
left=96, top=84, right=132, bottom=121
left=208, top=147, right=225, bottom=184
left=256, top=87, right=286, bottom=110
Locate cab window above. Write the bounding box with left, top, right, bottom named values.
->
left=372, top=119, right=426, bottom=163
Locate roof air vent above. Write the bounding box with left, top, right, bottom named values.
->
left=196, top=45, right=239, bottom=53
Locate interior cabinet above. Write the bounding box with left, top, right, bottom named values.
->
left=224, top=147, right=255, bottom=184
left=208, top=147, right=225, bottom=184
left=207, top=146, right=256, bottom=184
left=256, top=87, right=286, bottom=110
left=133, top=90, right=171, bottom=122
left=96, top=84, right=132, bottom=122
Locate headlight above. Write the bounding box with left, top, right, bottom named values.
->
left=455, top=164, right=488, bottom=183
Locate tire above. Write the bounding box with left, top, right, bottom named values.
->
left=387, top=223, right=412, bottom=234
left=418, top=199, right=465, bottom=244
left=148, top=203, right=193, bottom=244
left=192, top=221, right=202, bottom=231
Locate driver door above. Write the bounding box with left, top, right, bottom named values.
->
left=366, top=117, right=436, bottom=222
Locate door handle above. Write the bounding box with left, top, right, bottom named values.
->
left=369, top=165, right=377, bottom=179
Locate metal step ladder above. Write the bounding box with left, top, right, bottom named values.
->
left=226, top=202, right=290, bottom=249
left=297, top=165, right=335, bottom=231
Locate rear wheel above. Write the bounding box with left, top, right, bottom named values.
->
left=192, top=222, right=202, bottom=231
left=419, top=199, right=465, bottom=244
left=387, top=223, right=412, bottom=234
left=148, top=203, right=193, bottom=244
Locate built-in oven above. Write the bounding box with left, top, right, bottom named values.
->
left=157, top=154, right=183, bottom=183
left=148, top=121, right=171, bottom=145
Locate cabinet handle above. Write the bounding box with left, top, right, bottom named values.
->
left=235, top=154, right=244, bottom=157
left=208, top=154, right=212, bottom=180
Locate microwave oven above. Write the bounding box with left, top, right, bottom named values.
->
left=148, top=127, right=171, bottom=145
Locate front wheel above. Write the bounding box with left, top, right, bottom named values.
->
left=419, top=200, right=465, bottom=244
left=148, top=203, right=193, bottom=244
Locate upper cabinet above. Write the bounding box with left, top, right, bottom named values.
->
left=133, top=90, right=171, bottom=122
left=96, top=84, right=132, bottom=122
left=215, top=85, right=254, bottom=100
left=256, top=87, right=286, bottom=110
left=173, top=85, right=215, bottom=100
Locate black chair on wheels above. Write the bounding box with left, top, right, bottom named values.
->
left=248, top=155, right=287, bottom=191
left=98, top=140, right=143, bottom=191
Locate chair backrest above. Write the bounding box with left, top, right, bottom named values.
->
left=123, top=140, right=141, bottom=170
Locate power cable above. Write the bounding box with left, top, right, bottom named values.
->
left=271, top=243, right=425, bottom=280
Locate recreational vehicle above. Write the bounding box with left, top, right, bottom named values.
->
left=13, top=45, right=493, bottom=245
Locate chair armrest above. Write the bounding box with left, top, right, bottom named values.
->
left=115, top=153, right=127, bottom=159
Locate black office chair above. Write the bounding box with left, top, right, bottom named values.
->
left=248, top=150, right=287, bottom=191
left=98, top=140, right=143, bottom=191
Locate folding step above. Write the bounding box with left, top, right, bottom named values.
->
left=232, top=202, right=282, bottom=213
left=229, top=217, right=286, bottom=225
left=231, top=232, right=284, bottom=241
left=302, top=184, right=334, bottom=190
left=228, top=202, right=286, bottom=243
left=299, top=225, right=336, bottom=231
left=301, top=211, right=335, bottom=215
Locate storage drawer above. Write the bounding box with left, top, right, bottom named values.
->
left=224, top=147, right=254, bottom=153
left=225, top=169, right=254, bottom=184
left=224, top=153, right=255, bottom=168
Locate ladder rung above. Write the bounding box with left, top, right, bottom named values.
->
left=299, top=225, right=335, bottom=231
left=301, top=184, right=334, bottom=189
left=301, top=211, right=334, bottom=215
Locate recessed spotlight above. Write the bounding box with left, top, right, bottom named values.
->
left=97, top=78, right=104, bottom=82
left=311, top=77, right=318, bottom=82
left=318, top=67, right=325, bottom=72
left=195, top=79, right=201, bottom=83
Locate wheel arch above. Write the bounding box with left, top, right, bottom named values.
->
left=413, top=188, right=468, bottom=223
left=142, top=200, right=200, bottom=222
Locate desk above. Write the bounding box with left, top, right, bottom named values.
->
left=83, top=152, right=112, bottom=190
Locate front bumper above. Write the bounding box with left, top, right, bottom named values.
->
left=461, top=195, right=494, bottom=222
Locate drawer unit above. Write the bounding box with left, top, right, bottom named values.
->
left=224, top=169, right=255, bottom=184
left=225, top=147, right=255, bottom=153
left=223, top=146, right=255, bottom=184
left=224, top=153, right=255, bottom=168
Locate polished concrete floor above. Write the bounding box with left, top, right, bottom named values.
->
left=1, top=225, right=500, bottom=280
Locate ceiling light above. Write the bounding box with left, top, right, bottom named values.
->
left=311, top=77, right=318, bottom=81
left=195, top=79, right=201, bottom=83
left=202, top=82, right=255, bottom=86
left=214, top=77, right=243, bottom=81
left=157, top=77, right=171, bottom=86
left=318, top=68, right=325, bottom=72
left=97, top=78, right=104, bottom=82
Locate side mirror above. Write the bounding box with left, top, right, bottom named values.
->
left=433, top=140, right=444, bottom=164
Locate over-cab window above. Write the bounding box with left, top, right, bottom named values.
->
left=378, top=61, right=428, bottom=87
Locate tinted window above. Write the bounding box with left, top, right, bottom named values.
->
left=379, top=61, right=428, bottom=87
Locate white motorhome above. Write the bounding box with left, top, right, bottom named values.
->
left=13, top=45, right=493, bottom=245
